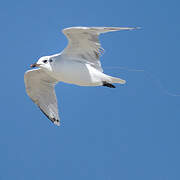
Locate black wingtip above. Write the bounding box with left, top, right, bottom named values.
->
left=51, top=118, right=60, bottom=126
left=38, top=106, right=60, bottom=126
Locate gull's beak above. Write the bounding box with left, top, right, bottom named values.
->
left=30, top=63, right=40, bottom=68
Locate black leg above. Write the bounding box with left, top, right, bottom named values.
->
left=102, top=81, right=116, bottom=88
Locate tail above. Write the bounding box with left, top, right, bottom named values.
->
left=102, top=76, right=126, bottom=88
left=110, top=76, right=126, bottom=84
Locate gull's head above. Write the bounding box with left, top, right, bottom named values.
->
left=30, top=56, right=53, bottom=71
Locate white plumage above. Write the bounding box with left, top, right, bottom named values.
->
left=24, top=26, right=138, bottom=126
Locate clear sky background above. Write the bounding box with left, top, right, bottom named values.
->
left=0, top=0, right=180, bottom=179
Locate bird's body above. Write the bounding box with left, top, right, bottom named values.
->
left=42, top=54, right=124, bottom=86
left=24, top=26, right=139, bottom=126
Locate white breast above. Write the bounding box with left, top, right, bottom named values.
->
left=51, top=59, right=98, bottom=86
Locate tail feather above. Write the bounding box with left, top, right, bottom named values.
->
left=111, top=77, right=126, bottom=84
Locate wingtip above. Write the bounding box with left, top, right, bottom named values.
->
left=133, top=27, right=142, bottom=30
left=54, top=120, right=60, bottom=126
left=116, top=27, right=142, bottom=31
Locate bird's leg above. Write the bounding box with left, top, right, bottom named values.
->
left=102, top=81, right=116, bottom=88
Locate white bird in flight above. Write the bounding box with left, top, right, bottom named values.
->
left=24, top=26, right=138, bottom=126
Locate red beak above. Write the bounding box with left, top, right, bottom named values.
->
left=30, top=63, right=38, bottom=68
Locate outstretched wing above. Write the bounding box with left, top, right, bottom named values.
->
left=24, top=68, right=60, bottom=126
left=62, top=27, right=138, bottom=71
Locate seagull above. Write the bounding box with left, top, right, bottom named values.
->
left=24, top=26, right=138, bottom=126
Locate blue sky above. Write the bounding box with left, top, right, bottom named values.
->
left=0, top=0, right=180, bottom=179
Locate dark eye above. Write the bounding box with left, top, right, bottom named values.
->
left=43, top=60, right=48, bottom=63
left=49, top=59, right=53, bottom=62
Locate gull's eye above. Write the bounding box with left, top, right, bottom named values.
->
left=43, top=60, right=48, bottom=63
left=49, top=59, right=53, bottom=62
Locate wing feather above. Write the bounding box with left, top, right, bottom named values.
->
left=24, top=69, right=60, bottom=126
left=62, top=27, right=138, bottom=71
